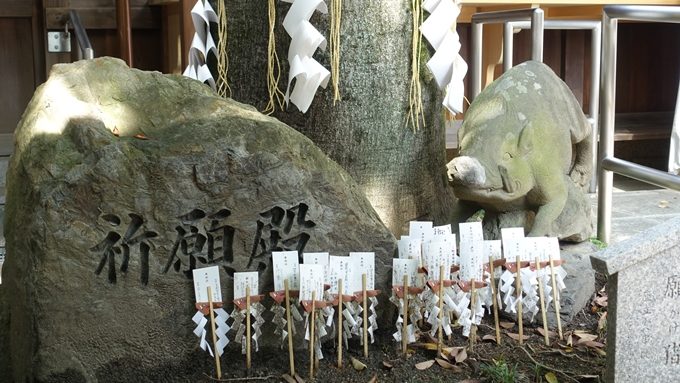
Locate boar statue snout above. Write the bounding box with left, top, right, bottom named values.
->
left=447, top=156, right=486, bottom=188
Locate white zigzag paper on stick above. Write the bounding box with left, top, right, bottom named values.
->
left=420, top=0, right=468, bottom=114
left=183, top=0, right=218, bottom=90
left=282, top=0, right=331, bottom=113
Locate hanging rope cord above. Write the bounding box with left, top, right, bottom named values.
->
left=330, top=0, right=342, bottom=104
left=407, top=0, right=425, bottom=131
left=264, top=0, right=286, bottom=115
left=216, top=0, right=231, bottom=98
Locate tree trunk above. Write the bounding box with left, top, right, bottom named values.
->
left=224, top=0, right=455, bottom=235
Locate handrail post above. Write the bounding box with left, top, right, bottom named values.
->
left=470, top=8, right=544, bottom=101
left=589, top=22, right=602, bottom=193
left=68, top=10, right=94, bottom=60
left=597, top=12, right=617, bottom=245
left=597, top=5, right=680, bottom=243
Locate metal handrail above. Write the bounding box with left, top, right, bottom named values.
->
left=68, top=10, right=94, bottom=60
left=470, top=8, right=544, bottom=100
left=597, top=5, right=680, bottom=244
left=506, top=20, right=601, bottom=193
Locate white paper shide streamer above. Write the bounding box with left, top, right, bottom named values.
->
left=191, top=266, right=230, bottom=357
left=390, top=258, right=418, bottom=343
left=420, top=0, right=467, bottom=114
left=282, top=0, right=331, bottom=113
left=231, top=272, right=265, bottom=354
left=183, top=0, right=218, bottom=89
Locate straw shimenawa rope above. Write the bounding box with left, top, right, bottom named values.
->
left=217, top=0, right=231, bottom=98
left=329, top=0, right=342, bottom=105
left=407, top=0, right=425, bottom=131
left=264, top=0, right=286, bottom=115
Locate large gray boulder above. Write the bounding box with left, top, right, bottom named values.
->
left=0, top=57, right=396, bottom=382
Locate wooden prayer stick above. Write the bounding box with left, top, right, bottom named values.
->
left=337, top=278, right=343, bottom=368
left=246, top=286, right=252, bottom=370
left=488, top=256, right=501, bottom=345
left=437, top=265, right=444, bottom=357
left=470, top=278, right=477, bottom=351
left=310, top=290, right=316, bottom=380
left=516, top=260, right=523, bottom=345
left=549, top=255, right=564, bottom=340
left=535, top=257, right=550, bottom=346
left=362, top=273, right=369, bottom=358
left=284, top=279, right=295, bottom=376
left=207, top=286, right=222, bottom=379
left=402, top=274, right=409, bottom=355
left=418, top=251, right=424, bottom=329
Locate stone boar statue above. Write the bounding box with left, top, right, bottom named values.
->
left=447, top=61, right=592, bottom=241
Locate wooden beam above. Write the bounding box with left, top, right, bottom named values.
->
left=161, top=1, right=181, bottom=73
left=32, top=0, right=46, bottom=85
left=179, top=0, right=193, bottom=71
left=117, top=0, right=133, bottom=66
left=0, top=0, right=34, bottom=17
left=45, top=7, right=161, bottom=29
left=149, top=0, right=178, bottom=4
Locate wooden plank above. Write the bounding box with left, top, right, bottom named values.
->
left=179, top=0, right=193, bottom=70
left=0, top=134, right=15, bottom=156
left=545, top=5, right=602, bottom=19
left=0, top=0, right=33, bottom=17
left=161, top=2, right=181, bottom=74
left=0, top=18, right=36, bottom=135
left=59, top=0, right=152, bottom=7
left=564, top=30, right=585, bottom=108
left=32, top=0, right=46, bottom=85
left=614, top=112, right=674, bottom=141
left=117, top=0, right=133, bottom=66
left=45, top=7, right=161, bottom=29
left=616, top=23, right=680, bottom=114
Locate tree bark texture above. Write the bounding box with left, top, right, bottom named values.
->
left=223, top=0, right=455, bottom=235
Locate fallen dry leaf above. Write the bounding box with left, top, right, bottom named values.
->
left=544, top=371, right=559, bottom=383
left=574, top=333, right=599, bottom=343
left=441, top=346, right=466, bottom=362
left=482, top=334, right=498, bottom=342
left=500, top=321, right=515, bottom=329
left=536, top=327, right=557, bottom=338
left=294, top=373, right=305, bottom=383
left=133, top=133, right=149, bottom=140
left=580, top=340, right=605, bottom=348
left=436, top=358, right=463, bottom=372
left=281, top=374, right=297, bottom=383
left=351, top=356, right=367, bottom=371
left=659, top=200, right=669, bottom=208
left=112, top=127, right=120, bottom=137
left=367, top=374, right=378, bottom=383
left=598, top=312, right=608, bottom=332
left=455, top=348, right=468, bottom=364
left=415, top=359, right=435, bottom=370
left=459, top=380, right=482, bottom=383
left=592, top=348, right=607, bottom=357
left=506, top=332, right=530, bottom=342
left=592, top=295, right=608, bottom=307
left=382, top=360, right=393, bottom=370
left=412, top=342, right=439, bottom=351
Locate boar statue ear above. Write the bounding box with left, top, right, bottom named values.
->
left=517, top=121, right=535, bottom=155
